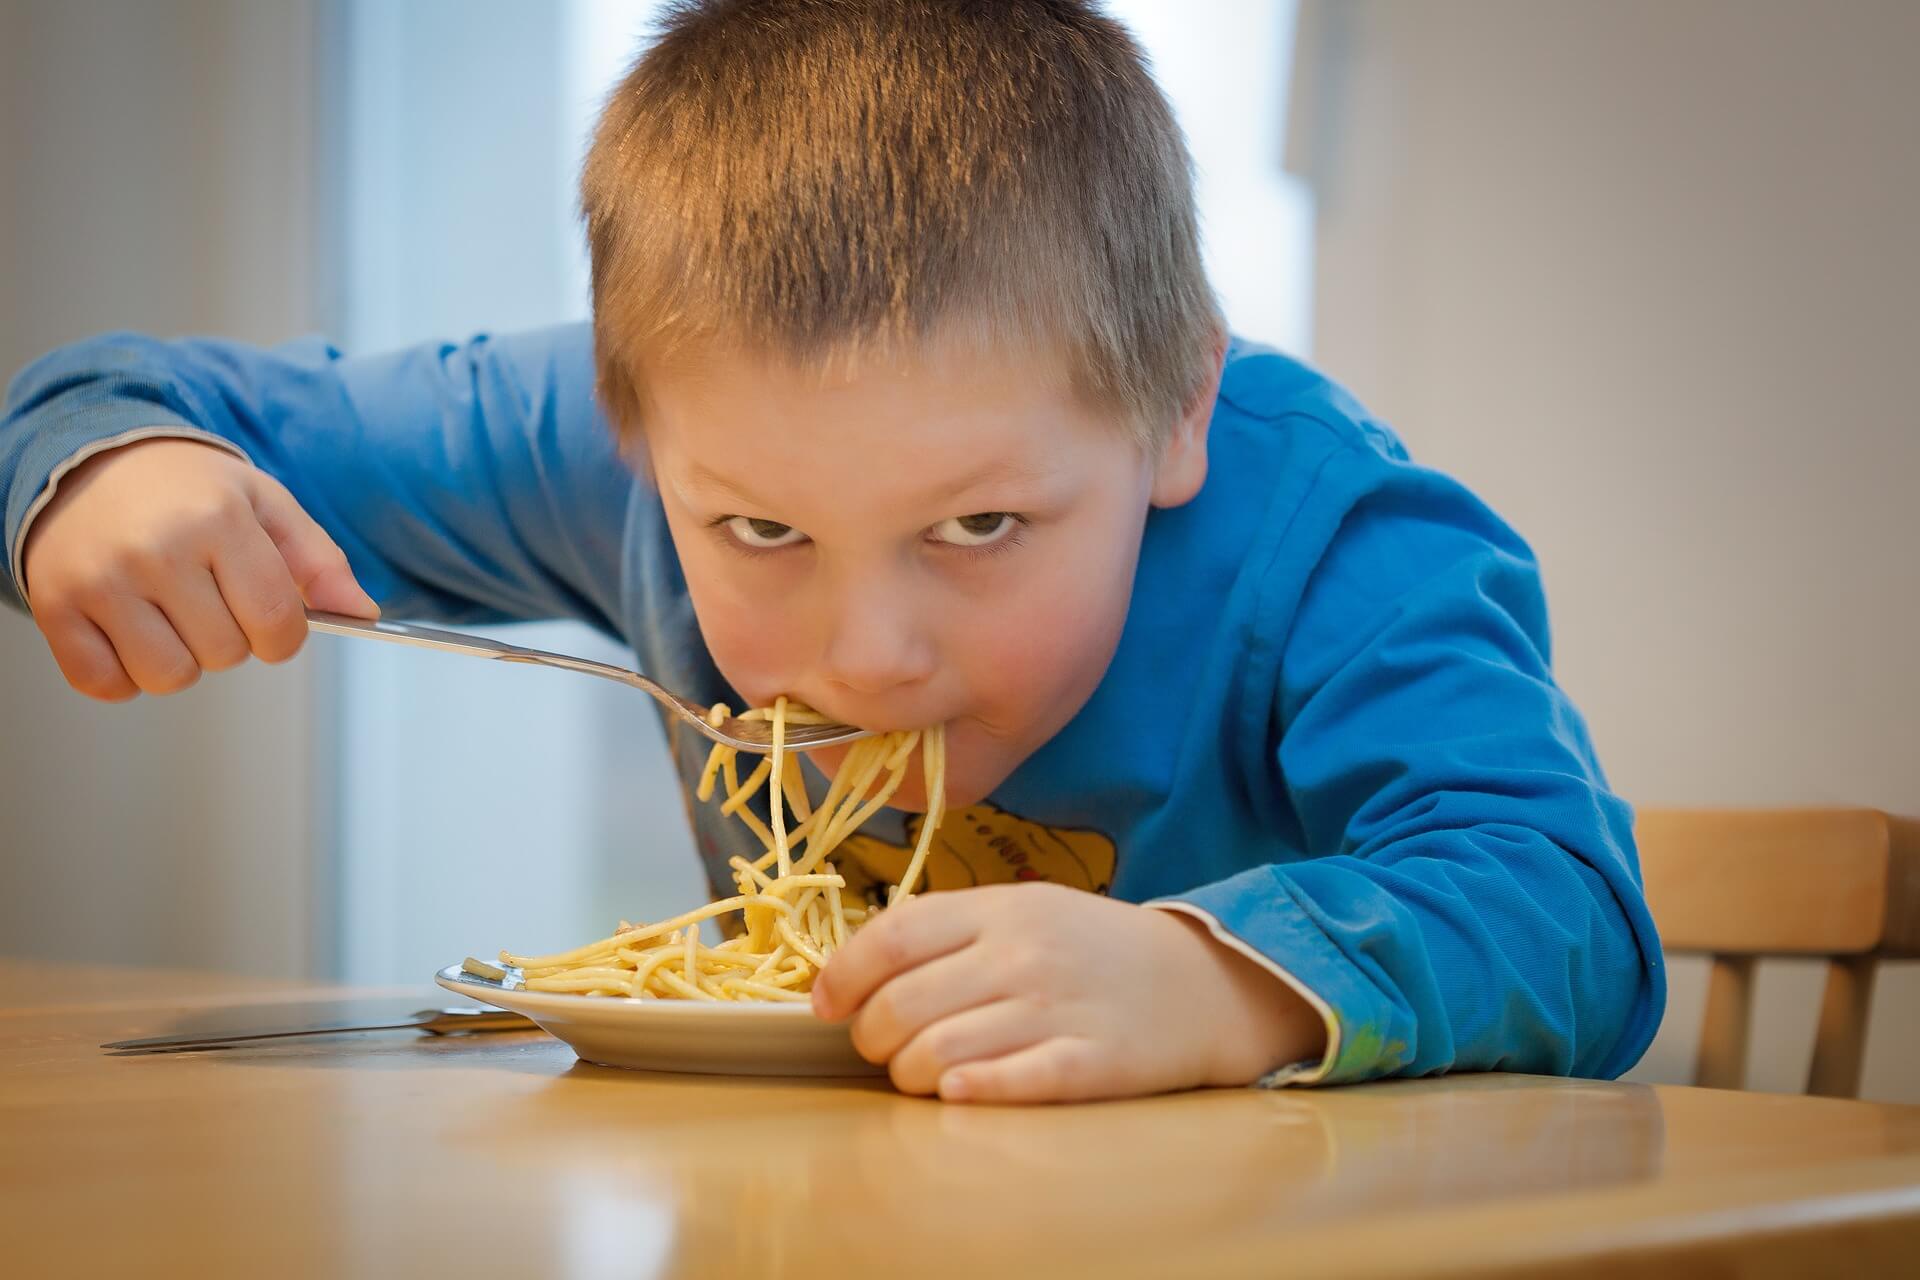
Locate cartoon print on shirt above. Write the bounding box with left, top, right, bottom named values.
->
left=835, top=801, right=1118, bottom=904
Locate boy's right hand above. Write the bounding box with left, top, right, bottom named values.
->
left=21, top=438, right=377, bottom=701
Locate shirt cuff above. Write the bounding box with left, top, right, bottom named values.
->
left=8, top=426, right=251, bottom=609
left=1143, top=899, right=1340, bottom=1087
left=1153, top=861, right=1422, bottom=1086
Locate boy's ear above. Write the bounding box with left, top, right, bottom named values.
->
left=1149, top=330, right=1227, bottom=510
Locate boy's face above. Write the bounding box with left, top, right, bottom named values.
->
left=638, top=331, right=1214, bottom=811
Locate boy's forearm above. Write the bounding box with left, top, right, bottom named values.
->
left=3, top=324, right=632, bottom=628
left=2, top=335, right=218, bottom=609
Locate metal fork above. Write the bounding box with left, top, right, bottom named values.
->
left=304, top=611, right=869, bottom=754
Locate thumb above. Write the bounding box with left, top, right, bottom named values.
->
left=249, top=476, right=379, bottom=617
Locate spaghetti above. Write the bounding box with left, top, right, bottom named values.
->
left=483, top=697, right=946, bottom=1001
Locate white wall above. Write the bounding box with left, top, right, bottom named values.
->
left=0, top=1, right=330, bottom=977
left=1297, top=0, right=1919, bottom=1100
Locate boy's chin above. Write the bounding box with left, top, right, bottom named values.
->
left=880, top=761, right=1000, bottom=815
left=794, top=718, right=1019, bottom=814
left=881, top=776, right=983, bottom=815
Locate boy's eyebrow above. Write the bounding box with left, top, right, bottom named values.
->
left=678, top=454, right=1062, bottom=509
left=677, top=461, right=770, bottom=508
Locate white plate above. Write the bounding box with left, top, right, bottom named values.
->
left=434, top=964, right=882, bottom=1077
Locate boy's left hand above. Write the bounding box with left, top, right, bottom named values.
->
left=812, top=883, right=1326, bottom=1103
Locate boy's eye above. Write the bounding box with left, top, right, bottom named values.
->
left=928, top=512, right=1022, bottom=548
left=722, top=516, right=809, bottom=549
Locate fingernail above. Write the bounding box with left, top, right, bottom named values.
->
left=939, top=1072, right=970, bottom=1102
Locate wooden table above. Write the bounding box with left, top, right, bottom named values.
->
left=3, top=961, right=1918, bottom=1278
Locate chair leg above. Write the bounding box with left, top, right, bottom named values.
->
left=1696, top=954, right=1754, bottom=1090
left=1807, top=955, right=1878, bottom=1098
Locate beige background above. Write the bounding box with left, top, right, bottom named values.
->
left=1296, top=0, right=1918, bottom=1100
left=0, top=0, right=1913, bottom=1098
left=0, top=0, right=330, bottom=978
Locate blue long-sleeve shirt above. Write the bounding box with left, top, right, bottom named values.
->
left=0, top=325, right=1665, bottom=1084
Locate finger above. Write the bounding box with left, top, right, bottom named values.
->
left=157, top=568, right=253, bottom=673
left=37, top=605, right=139, bottom=701
left=848, top=944, right=1010, bottom=1065
left=937, top=1036, right=1122, bottom=1105
left=249, top=475, right=377, bottom=617
left=93, top=595, right=200, bottom=695
left=812, top=896, right=981, bottom=1022
left=886, top=998, right=1050, bottom=1097
left=211, top=521, right=311, bottom=663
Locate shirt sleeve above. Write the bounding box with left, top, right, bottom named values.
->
left=1160, top=449, right=1666, bottom=1086
left=1, top=325, right=634, bottom=634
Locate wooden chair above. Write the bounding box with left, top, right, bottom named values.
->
left=1636, top=808, right=1919, bottom=1097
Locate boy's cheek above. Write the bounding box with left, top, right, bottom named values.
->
left=676, top=571, right=815, bottom=700
left=968, top=575, right=1129, bottom=709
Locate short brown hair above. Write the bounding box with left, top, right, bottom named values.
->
left=581, top=0, right=1221, bottom=450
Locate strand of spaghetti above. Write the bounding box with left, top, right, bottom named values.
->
left=720, top=758, right=772, bottom=815
left=760, top=736, right=887, bottom=875
left=741, top=733, right=789, bottom=953
left=793, top=747, right=911, bottom=877
left=695, top=750, right=732, bottom=803
left=518, top=956, right=617, bottom=978
left=826, top=880, right=848, bottom=949
left=795, top=733, right=862, bottom=853
left=781, top=752, right=813, bottom=825
left=783, top=738, right=901, bottom=877
left=754, top=963, right=810, bottom=988
left=651, top=967, right=715, bottom=1001
left=524, top=969, right=639, bottom=992
left=619, top=943, right=756, bottom=972
left=823, top=730, right=918, bottom=842
left=761, top=874, right=846, bottom=898
left=894, top=725, right=947, bottom=902
left=500, top=892, right=780, bottom=968
left=694, top=704, right=733, bottom=802
left=770, top=697, right=792, bottom=876
left=695, top=963, right=731, bottom=999
left=776, top=917, right=829, bottom=968
left=623, top=942, right=682, bottom=995
left=885, top=730, right=922, bottom=769
left=748, top=942, right=793, bottom=981
left=726, top=777, right=777, bottom=851
left=729, top=855, right=775, bottom=892
left=520, top=966, right=633, bottom=983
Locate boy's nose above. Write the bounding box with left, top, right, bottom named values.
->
left=818, top=596, right=937, bottom=700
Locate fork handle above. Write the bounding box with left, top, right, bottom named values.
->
left=305, top=610, right=673, bottom=702
left=306, top=611, right=524, bottom=659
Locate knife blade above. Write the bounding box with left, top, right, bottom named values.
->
left=102, top=1003, right=532, bottom=1054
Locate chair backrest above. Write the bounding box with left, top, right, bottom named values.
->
left=1635, top=808, right=1918, bottom=1097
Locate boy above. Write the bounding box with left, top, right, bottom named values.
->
left=0, top=0, right=1663, bottom=1102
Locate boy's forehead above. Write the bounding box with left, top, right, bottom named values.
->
left=674, top=448, right=1068, bottom=508
left=641, top=345, right=1129, bottom=516
left=643, top=333, right=1112, bottom=452
left=643, top=321, right=1080, bottom=402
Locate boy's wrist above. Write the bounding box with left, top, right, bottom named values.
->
left=1155, top=907, right=1328, bottom=1087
